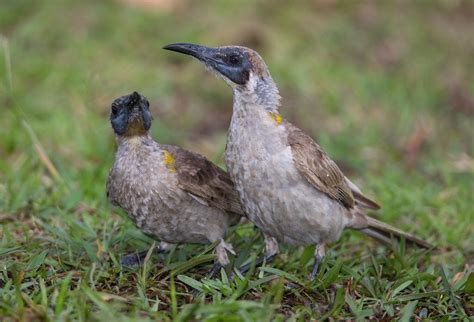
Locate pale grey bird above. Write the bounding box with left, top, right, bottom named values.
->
left=163, top=43, right=432, bottom=278
left=106, top=91, right=243, bottom=275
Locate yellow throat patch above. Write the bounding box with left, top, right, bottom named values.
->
left=163, top=150, right=176, bottom=172
left=268, top=112, right=283, bottom=125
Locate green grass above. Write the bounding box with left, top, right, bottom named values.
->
left=1, top=0, right=473, bottom=320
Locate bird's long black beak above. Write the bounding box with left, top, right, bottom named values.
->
left=163, top=43, right=250, bottom=85
left=163, top=43, right=214, bottom=62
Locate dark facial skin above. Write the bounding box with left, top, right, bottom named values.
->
left=110, top=91, right=152, bottom=136
left=163, top=43, right=252, bottom=85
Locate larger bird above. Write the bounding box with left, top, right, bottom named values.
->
left=164, top=43, right=432, bottom=278
left=107, top=91, right=242, bottom=275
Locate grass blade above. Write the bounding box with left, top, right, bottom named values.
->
left=399, top=300, right=418, bottom=322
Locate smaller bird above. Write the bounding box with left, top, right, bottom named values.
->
left=164, top=43, right=433, bottom=279
left=106, top=91, right=243, bottom=275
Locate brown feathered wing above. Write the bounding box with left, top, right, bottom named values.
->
left=286, top=122, right=379, bottom=210
left=162, top=145, right=244, bottom=216
left=285, top=122, right=433, bottom=248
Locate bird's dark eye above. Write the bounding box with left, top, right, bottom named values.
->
left=111, top=105, right=119, bottom=116
left=229, top=54, right=240, bottom=65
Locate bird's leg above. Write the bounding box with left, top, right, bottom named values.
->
left=309, top=244, right=326, bottom=280
left=206, top=262, right=224, bottom=279
left=120, top=241, right=172, bottom=267
left=208, top=239, right=235, bottom=278
left=238, top=234, right=279, bottom=275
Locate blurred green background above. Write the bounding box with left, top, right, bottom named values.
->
left=1, top=0, right=473, bottom=320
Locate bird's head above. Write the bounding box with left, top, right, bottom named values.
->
left=110, top=91, right=153, bottom=136
left=163, top=43, right=274, bottom=93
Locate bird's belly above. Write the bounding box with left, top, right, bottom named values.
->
left=109, top=170, right=229, bottom=245
left=133, top=202, right=230, bottom=245
left=226, top=141, right=347, bottom=246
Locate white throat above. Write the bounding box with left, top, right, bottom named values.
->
left=233, top=73, right=281, bottom=113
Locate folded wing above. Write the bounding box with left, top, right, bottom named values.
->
left=286, top=122, right=379, bottom=210
left=162, top=144, right=244, bottom=216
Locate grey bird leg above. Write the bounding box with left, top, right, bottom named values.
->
left=191, top=240, right=235, bottom=297
left=238, top=234, right=279, bottom=275
left=191, top=261, right=225, bottom=297
left=121, top=241, right=172, bottom=267
left=309, top=244, right=326, bottom=280
left=190, top=263, right=223, bottom=297
left=205, top=239, right=235, bottom=278
left=206, top=263, right=224, bottom=279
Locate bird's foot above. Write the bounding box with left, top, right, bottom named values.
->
left=207, top=262, right=224, bottom=279
left=120, top=250, right=149, bottom=267
left=190, top=263, right=225, bottom=298
left=120, top=242, right=172, bottom=267
left=235, top=234, right=279, bottom=277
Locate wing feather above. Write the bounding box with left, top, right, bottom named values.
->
left=162, top=144, right=244, bottom=216
left=286, top=122, right=355, bottom=209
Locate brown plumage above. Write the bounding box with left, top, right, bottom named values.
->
left=286, top=122, right=431, bottom=248
left=287, top=122, right=357, bottom=209
left=163, top=43, right=433, bottom=279
left=161, top=144, right=243, bottom=216
left=286, top=122, right=381, bottom=210
left=107, top=91, right=243, bottom=272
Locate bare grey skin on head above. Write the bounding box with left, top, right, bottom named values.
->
left=164, top=43, right=432, bottom=278
left=106, top=91, right=243, bottom=274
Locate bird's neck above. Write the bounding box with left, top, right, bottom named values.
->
left=116, top=132, right=153, bottom=151
left=233, top=74, right=281, bottom=114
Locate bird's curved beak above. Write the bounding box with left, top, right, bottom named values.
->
left=163, top=43, right=216, bottom=63
left=163, top=43, right=249, bottom=85
left=127, top=91, right=142, bottom=114
left=129, top=91, right=141, bottom=106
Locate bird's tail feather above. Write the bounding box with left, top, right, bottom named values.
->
left=360, top=216, right=433, bottom=249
